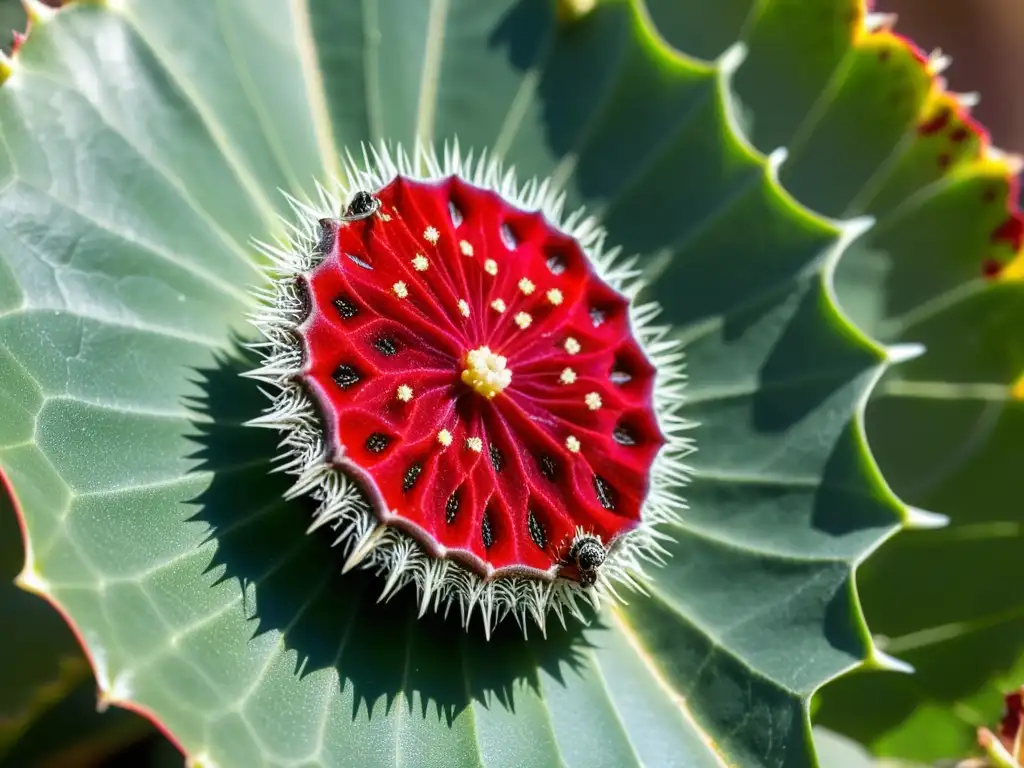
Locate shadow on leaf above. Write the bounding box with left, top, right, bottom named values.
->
left=183, top=344, right=594, bottom=726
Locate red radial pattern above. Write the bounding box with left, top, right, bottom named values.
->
left=299, top=176, right=665, bottom=581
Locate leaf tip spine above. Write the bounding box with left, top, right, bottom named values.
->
left=867, top=647, right=915, bottom=675
left=555, top=0, right=596, bottom=25
left=886, top=342, right=926, bottom=365
left=716, top=40, right=747, bottom=76
left=13, top=564, right=49, bottom=595
left=903, top=506, right=950, bottom=530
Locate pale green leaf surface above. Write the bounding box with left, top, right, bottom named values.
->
left=0, top=2, right=905, bottom=766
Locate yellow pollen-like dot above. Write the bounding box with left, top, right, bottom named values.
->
left=437, top=429, right=453, bottom=447
left=559, top=367, right=577, bottom=385
left=514, top=311, right=532, bottom=329
left=458, top=299, right=471, bottom=317
left=466, top=436, right=483, bottom=453
left=392, top=281, right=409, bottom=299
left=484, top=259, right=499, bottom=276
left=585, top=391, right=602, bottom=410
left=396, top=384, right=414, bottom=402
left=412, top=254, right=429, bottom=271
left=490, top=298, right=507, bottom=313
left=546, top=288, right=564, bottom=306
left=423, top=226, right=440, bottom=244
left=566, top=436, right=581, bottom=453
left=518, top=278, right=536, bottom=295
left=564, top=337, right=581, bottom=355
left=461, top=346, right=512, bottom=399
left=379, top=212, right=392, bottom=222
left=459, top=240, right=474, bottom=256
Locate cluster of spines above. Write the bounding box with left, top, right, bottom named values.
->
left=244, top=140, right=693, bottom=637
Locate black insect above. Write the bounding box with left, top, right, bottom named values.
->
left=567, top=532, right=606, bottom=587
left=343, top=190, right=380, bottom=220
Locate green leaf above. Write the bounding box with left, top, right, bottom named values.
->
left=648, top=0, right=1024, bottom=761
left=0, top=474, right=151, bottom=766
left=0, top=1, right=908, bottom=766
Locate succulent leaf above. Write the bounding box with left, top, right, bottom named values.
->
left=0, top=482, right=151, bottom=764
left=0, top=0, right=987, bottom=765
left=648, top=0, right=1024, bottom=762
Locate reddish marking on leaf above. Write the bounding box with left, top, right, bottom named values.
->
left=864, top=9, right=1024, bottom=274
left=981, top=258, right=1003, bottom=279
left=918, top=108, right=951, bottom=136
left=1000, top=690, right=1023, bottom=742
left=950, top=127, right=969, bottom=143
left=11, top=30, right=25, bottom=54
left=992, top=215, right=1024, bottom=252
left=300, top=178, right=663, bottom=578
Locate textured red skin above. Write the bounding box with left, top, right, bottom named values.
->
left=301, top=176, right=665, bottom=579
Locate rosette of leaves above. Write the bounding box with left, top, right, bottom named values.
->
left=0, top=2, right=1019, bottom=768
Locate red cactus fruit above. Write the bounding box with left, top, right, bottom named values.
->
left=246, top=144, right=690, bottom=635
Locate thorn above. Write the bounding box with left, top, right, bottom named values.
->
left=865, top=12, right=898, bottom=32
left=341, top=525, right=385, bottom=573
left=418, top=567, right=438, bottom=618
left=927, top=49, right=952, bottom=76
left=869, top=647, right=915, bottom=675
left=887, top=342, right=926, bottom=364
left=378, top=565, right=404, bottom=602
left=955, top=91, right=981, bottom=109
left=905, top=506, right=950, bottom=530
left=14, top=566, right=49, bottom=595
left=717, top=41, right=747, bottom=76
left=767, top=147, right=788, bottom=176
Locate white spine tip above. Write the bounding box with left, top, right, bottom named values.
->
left=905, top=506, right=950, bottom=530
left=14, top=567, right=49, bottom=595
left=767, top=147, right=789, bottom=174
left=865, top=12, right=898, bottom=32
left=956, top=92, right=981, bottom=109
left=887, top=342, right=926, bottom=364
left=840, top=215, right=876, bottom=244
left=342, top=526, right=386, bottom=574
left=869, top=648, right=915, bottom=675
left=717, top=41, right=747, bottom=75
left=928, top=50, right=952, bottom=75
